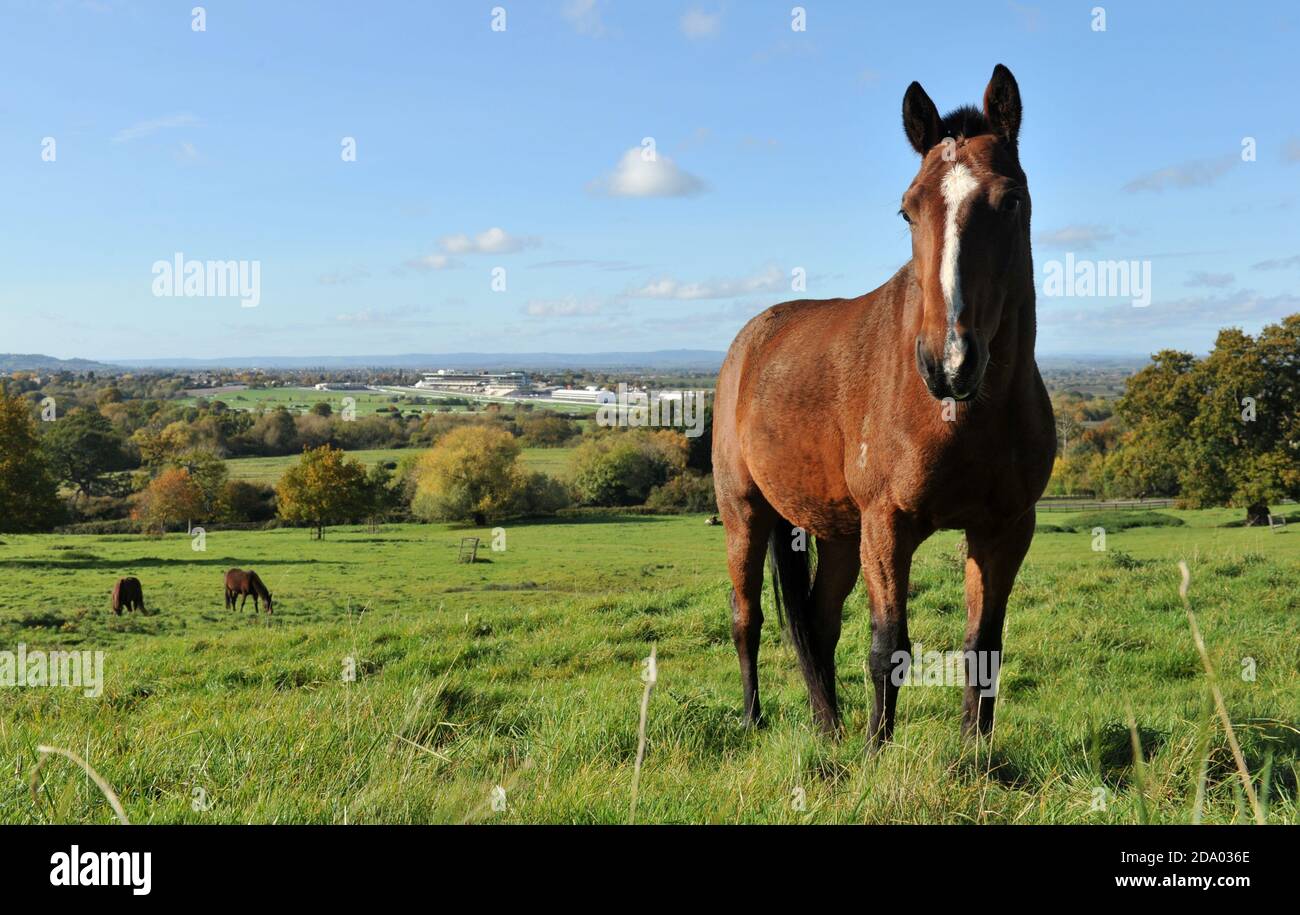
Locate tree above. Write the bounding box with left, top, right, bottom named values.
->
left=250, top=408, right=299, bottom=455
left=41, top=407, right=129, bottom=501
left=167, top=449, right=229, bottom=518
left=568, top=430, right=687, bottom=506
left=360, top=462, right=402, bottom=530
left=136, top=467, right=204, bottom=534
left=1111, top=316, right=1300, bottom=521
left=276, top=444, right=368, bottom=538
left=0, top=392, right=63, bottom=531
left=220, top=480, right=276, bottom=523
left=518, top=413, right=578, bottom=447
left=410, top=425, right=529, bottom=523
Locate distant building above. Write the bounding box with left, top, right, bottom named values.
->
left=414, top=370, right=530, bottom=397
left=549, top=386, right=608, bottom=404
left=313, top=382, right=370, bottom=391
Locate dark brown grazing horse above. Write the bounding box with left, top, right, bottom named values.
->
left=713, top=65, right=1055, bottom=746
left=110, top=577, right=144, bottom=615
left=225, top=568, right=273, bottom=614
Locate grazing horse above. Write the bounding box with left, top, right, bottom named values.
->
left=224, top=568, right=273, bottom=614
left=110, top=577, right=144, bottom=615
left=712, top=65, right=1055, bottom=745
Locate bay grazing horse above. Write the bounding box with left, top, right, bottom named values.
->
left=712, top=65, right=1055, bottom=745
left=225, top=568, right=273, bottom=614
left=110, top=577, right=144, bottom=615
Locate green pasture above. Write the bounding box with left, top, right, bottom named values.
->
left=178, top=386, right=464, bottom=417
left=0, top=507, right=1296, bottom=824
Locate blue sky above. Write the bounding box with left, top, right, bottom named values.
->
left=1, top=0, right=1297, bottom=360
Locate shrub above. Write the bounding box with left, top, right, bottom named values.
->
left=568, top=430, right=687, bottom=507
left=646, top=472, right=716, bottom=513
left=410, top=425, right=531, bottom=523
left=220, top=480, right=277, bottom=523
left=1066, top=510, right=1184, bottom=532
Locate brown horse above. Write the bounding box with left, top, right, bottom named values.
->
left=712, top=65, right=1055, bottom=746
left=225, top=568, right=273, bottom=614
left=111, top=576, right=144, bottom=615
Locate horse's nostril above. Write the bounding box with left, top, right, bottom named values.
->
left=915, top=336, right=938, bottom=378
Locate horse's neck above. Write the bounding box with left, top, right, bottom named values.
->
left=991, top=281, right=1040, bottom=397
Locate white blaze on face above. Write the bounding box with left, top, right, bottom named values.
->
left=938, top=163, right=980, bottom=371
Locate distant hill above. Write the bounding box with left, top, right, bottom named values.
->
left=3, top=351, right=1154, bottom=377
left=0, top=353, right=118, bottom=373
left=114, top=350, right=729, bottom=371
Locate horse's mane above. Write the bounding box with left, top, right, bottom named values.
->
left=249, top=570, right=270, bottom=596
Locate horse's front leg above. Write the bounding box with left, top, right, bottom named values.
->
left=860, top=509, right=924, bottom=747
left=961, top=511, right=1035, bottom=738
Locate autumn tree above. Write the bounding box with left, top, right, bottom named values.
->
left=166, top=449, right=229, bottom=518
left=275, top=444, right=368, bottom=538
left=136, top=467, right=205, bottom=534
left=410, top=424, right=565, bottom=522
left=411, top=425, right=526, bottom=523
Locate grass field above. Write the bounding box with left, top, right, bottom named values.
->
left=179, top=385, right=603, bottom=417
left=225, top=446, right=576, bottom=485
left=178, top=387, right=468, bottom=417
left=1, top=508, right=1296, bottom=824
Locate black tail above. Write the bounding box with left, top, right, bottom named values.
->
left=768, top=517, right=836, bottom=723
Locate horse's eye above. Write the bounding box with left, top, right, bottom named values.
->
left=1001, top=194, right=1022, bottom=214
left=898, top=208, right=912, bottom=225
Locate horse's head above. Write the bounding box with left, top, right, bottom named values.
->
left=899, top=64, right=1031, bottom=402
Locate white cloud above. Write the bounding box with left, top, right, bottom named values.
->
left=318, top=267, right=371, bottom=286
left=1035, top=225, right=1116, bottom=250
left=629, top=266, right=785, bottom=300
left=562, top=0, right=607, bottom=36
left=1123, top=154, right=1237, bottom=193
left=590, top=147, right=707, bottom=198
left=1184, top=271, right=1235, bottom=288
left=404, top=254, right=463, bottom=271
left=1251, top=253, right=1300, bottom=271
left=524, top=297, right=604, bottom=317
left=1041, top=289, right=1300, bottom=331
left=439, top=226, right=540, bottom=255
left=680, top=9, right=722, bottom=39
left=113, top=113, right=200, bottom=143
left=336, top=305, right=435, bottom=325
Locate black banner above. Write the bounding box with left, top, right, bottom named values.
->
left=1, top=824, right=1279, bottom=901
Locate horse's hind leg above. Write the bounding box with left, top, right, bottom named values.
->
left=721, top=497, right=776, bottom=727
left=961, top=512, right=1034, bottom=738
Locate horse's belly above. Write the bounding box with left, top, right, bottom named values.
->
left=746, top=444, right=860, bottom=540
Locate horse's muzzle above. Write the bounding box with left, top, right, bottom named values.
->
left=915, top=333, right=987, bottom=402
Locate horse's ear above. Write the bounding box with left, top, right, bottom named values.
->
left=983, top=64, right=1022, bottom=148
left=902, top=81, right=942, bottom=155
